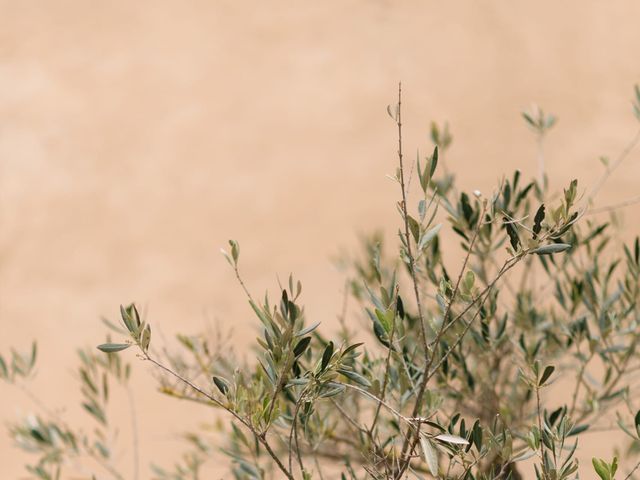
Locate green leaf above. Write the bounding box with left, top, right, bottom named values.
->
left=539, top=365, right=555, bottom=386
left=430, top=145, right=439, bottom=178
left=293, top=337, right=311, bottom=357
left=396, top=295, right=405, bottom=319
left=374, top=308, right=393, bottom=334
left=417, top=156, right=427, bottom=193
left=418, top=199, right=426, bottom=219
left=120, top=305, right=135, bottom=333
left=30, top=342, right=37, bottom=369
left=532, top=243, right=571, bottom=255
left=419, top=224, right=442, bottom=251
left=407, top=215, right=420, bottom=243
left=220, top=248, right=233, bottom=266
left=141, top=325, right=151, bottom=352
left=522, top=111, right=536, bottom=128
left=533, top=204, right=545, bottom=238
left=321, top=342, right=334, bottom=372
left=213, top=376, right=230, bottom=396
left=337, top=369, right=371, bottom=387
left=435, top=433, right=469, bottom=445
left=295, top=321, right=321, bottom=337
left=229, top=240, right=239, bottom=264
left=592, top=458, right=609, bottom=480
left=373, top=319, right=391, bottom=349
left=420, top=435, right=438, bottom=476
left=463, top=270, right=475, bottom=292
left=567, top=424, right=589, bottom=436
left=83, top=401, right=106, bottom=425
left=341, top=343, right=363, bottom=357
left=503, top=219, right=520, bottom=251
left=319, top=383, right=346, bottom=398
left=97, top=343, right=131, bottom=353
left=472, top=421, right=483, bottom=450
left=0, top=355, right=7, bottom=379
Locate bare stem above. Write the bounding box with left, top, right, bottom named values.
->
left=588, top=127, right=640, bottom=203
left=625, top=459, right=640, bottom=480
left=586, top=194, right=640, bottom=215
left=535, top=386, right=547, bottom=478
left=394, top=82, right=429, bottom=357
left=288, top=390, right=307, bottom=477
left=342, top=382, right=413, bottom=426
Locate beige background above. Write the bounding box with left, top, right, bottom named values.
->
left=2, top=1, right=640, bottom=478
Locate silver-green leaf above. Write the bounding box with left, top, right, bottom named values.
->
left=97, top=343, right=131, bottom=353
left=531, top=243, right=571, bottom=255
left=420, top=435, right=439, bottom=476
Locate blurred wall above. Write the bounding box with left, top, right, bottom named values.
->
left=1, top=1, right=640, bottom=477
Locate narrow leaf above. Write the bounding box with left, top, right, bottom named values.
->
left=435, top=433, right=469, bottom=445
left=321, top=342, right=334, bottom=372
left=539, top=365, right=555, bottom=386
left=141, top=325, right=151, bottom=352
left=337, top=369, right=371, bottom=387
left=532, top=243, right=571, bottom=255
left=420, top=435, right=439, bottom=476
left=430, top=146, right=438, bottom=178
left=419, top=224, right=442, bottom=251
left=591, top=458, right=609, bottom=480
left=213, top=376, right=230, bottom=396
left=97, top=343, right=131, bottom=353
left=293, top=337, right=311, bottom=357
left=533, top=204, right=545, bottom=238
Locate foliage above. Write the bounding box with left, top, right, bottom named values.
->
left=3, top=85, right=640, bottom=479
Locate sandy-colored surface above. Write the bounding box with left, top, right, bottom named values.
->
left=1, top=1, right=640, bottom=478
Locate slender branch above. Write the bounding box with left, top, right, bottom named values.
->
left=331, top=398, right=367, bottom=434
left=396, top=200, right=488, bottom=477
left=586, top=194, right=640, bottom=215
left=288, top=389, right=307, bottom=477
left=264, top=349, right=293, bottom=432
left=88, top=450, right=126, bottom=480
left=625, top=458, right=640, bottom=480
left=143, top=353, right=294, bottom=480
left=588, top=128, right=640, bottom=202
left=394, top=82, right=429, bottom=357
left=232, top=263, right=255, bottom=303
left=341, top=382, right=413, bottom=426
left=568, top=350, right=594, bottom=418
left=535, top=386, right=547, bottom=478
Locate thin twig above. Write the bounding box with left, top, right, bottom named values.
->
left=588, top=128, right=640, bottom=203
left=625, top=458, right=640, bottom=480
left=232, top=264, right=255, bottom=303
left=586, top=195, right=640, bottom=215
left=341, top=382, right=413, bottom=426
left=144, top=353, right=294, bottom=480
left=288, top=389, right=307, bottom=477
left=535, top=386, right=547, bottom=478
left=394, top=82, right=429, bottom=357
left=396, top=201, right=488, bottom=477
